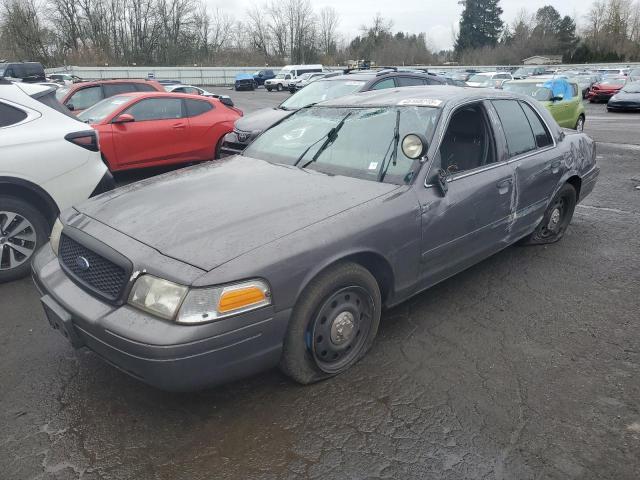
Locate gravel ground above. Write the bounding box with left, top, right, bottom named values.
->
left=1, top=91, right=639, bottom=480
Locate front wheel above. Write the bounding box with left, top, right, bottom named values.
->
left=518, top=184, right=577, bottom=245
left=266, top=87, right=272, bottom=92
left=280, top=262, right=382, bottom=384
left=0, top=196, right=50, bottom=282
left=575, top=115, right=585, bottom=132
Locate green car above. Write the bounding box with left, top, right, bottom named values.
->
left=502, top=78, right=586, bottom=131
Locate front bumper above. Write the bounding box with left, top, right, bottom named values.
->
left=588, top=92, right=616, bottom=101
left=607, top=102, right=640, bottom=111
left=32, top=246, right=290, bottom=391
left=220, top=131, right=252, bottom=156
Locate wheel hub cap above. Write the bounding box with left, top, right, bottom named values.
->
left=548, top=208, right=561, bottom=230
left=330, top=311, right=356, bottom=345
left=0, top=211, right=37, bottom=271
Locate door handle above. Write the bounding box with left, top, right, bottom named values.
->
left=496, top=178, right=512, bottom=194
left=549, top=160, right=561, bottom=174
left=172, top=123, right=186, bottom=129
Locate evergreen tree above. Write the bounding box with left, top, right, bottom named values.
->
left=455, top=0, right=504, bottom=54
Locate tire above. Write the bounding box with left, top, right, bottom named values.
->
left=575, top=115, right=585, bottom=132
left=234, top=86, right=238, bottom=91
left=266, top=87, right=272, bottom=92
left=279, top=262, right=382, bottom=384
left=518, top=184, right=577, bottom=246
left=0, top=195, right=50, bottom=282
left=276, top=83, right=282, bottom=92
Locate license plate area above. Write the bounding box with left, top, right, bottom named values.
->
left=41, top=295, right=84, bottom=348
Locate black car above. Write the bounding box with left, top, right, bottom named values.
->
left=220, top=69, right=448, bottom=156
left=0, top=62, right=46, bottom=83
left=253, top=69, right=276, bottom=86
left=607, top=81, right=640, bottom=111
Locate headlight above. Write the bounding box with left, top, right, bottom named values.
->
left=177, top=279, right=271, bottom=324
left=50, top=218, right=63, bottom=256
left=128, top=275, right=188, bottom=320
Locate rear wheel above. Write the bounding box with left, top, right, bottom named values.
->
left=518, top=184, right=577, bottom=245
left=0, top=196, right=49, bottom=282
left=276, top=83, right=282, bottom=92
left=266, top=86, right=272, bottom=92
left=280, top=262, right=382, bottom=384
left=575, top=115, right=585, bottom=131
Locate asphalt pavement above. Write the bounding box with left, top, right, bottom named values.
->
left=1, top=90, right=639, bottom=480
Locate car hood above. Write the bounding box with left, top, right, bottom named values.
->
left=76, top=156, right=398, bottom=271
left=234, top=107, right=292, bottom=133
left=610, top=92, right=640, bottom=101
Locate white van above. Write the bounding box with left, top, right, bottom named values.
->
left=265, top=65, right=323, bottom=91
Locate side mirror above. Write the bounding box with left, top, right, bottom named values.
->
left=113, top=113, right=135, bottom=124
left=435, top=168, right=449, bottom=196
left=551, top=94, right=564, bottom=102
left=66, top=103, right=75, bottom=111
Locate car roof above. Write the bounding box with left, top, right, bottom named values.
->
left=109, top=91, right=213, bottom=101
left=317, top=85, right=518, bottom=108
left=322, top=70, right=447, bottom=85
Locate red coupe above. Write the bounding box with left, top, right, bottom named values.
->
left=77, top=92, right=242, bottom=172
left=586, top=77, right=626, bottom=103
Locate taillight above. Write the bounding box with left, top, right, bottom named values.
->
left=65, top=130, right=99, bottom=152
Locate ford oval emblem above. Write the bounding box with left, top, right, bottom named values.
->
left=76, top=256, right=90, bottom=271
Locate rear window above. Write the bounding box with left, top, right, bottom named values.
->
left=397, top=77, right=426, bottom=87
left=135, top=83, right=157, bottom=92
left=185, top=99, right=213, bottom=117
left=103, top=83, right=138, bottom=97
left=0, top=102, right=28, bottom=127
left=492, top=100, right=536, bottom=157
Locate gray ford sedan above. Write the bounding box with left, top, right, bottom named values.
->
left=32, top=86, right=599, bottom=391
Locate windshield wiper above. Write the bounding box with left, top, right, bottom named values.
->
left=378, top=109, right=401, bottom=182
left=293, top=111, right=353, bottom=168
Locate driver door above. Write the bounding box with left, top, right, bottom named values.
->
left=415, top=101, right=515, bottom=287
left=111, top=97, right=188, bottom=168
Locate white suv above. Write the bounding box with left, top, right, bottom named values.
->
left=0, top=80, right=114, bottom=282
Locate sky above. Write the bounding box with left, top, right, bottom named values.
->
left=209, top=0, right=585, bottom=51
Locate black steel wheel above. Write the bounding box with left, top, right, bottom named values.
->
left=309, top=286, right=374, bottom=374
left=518, top=183, right=577, bottom=245
left=280, top=262, right=382, bottom=384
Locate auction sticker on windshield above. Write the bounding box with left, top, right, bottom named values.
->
left=398, top=98, right=443, bottom=107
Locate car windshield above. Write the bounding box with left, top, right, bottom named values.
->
left=468, top=74, right=492, bottom=84
left=299, top=73, right=313, bottom=80
left=622, top=82, right=640, bottom=93
left=279, top=79, right=366, bottom=110
left=502, top=82, right=553, bottom=101
left=244, top=106, right=440, bottom=185
left=77, top=95, right=131, bottom=123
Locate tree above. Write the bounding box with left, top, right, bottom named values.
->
left=318, top=6, right=339, bottom=57
left=455, top=0, right=503, bottom=54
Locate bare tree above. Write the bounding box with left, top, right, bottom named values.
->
left=318, top=6, right=338, bottom=56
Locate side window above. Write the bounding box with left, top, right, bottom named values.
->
left=184, top=87, right=200, bottom=94
left=172, top=87, right=186, bottom=93
left=439, top=103, right=496, bottom=174
left=68, top=86, right=103, bottom=110
left=492, top=100, right=536, bottom=157
left=135, top=83, right=157, bottom=92
left=103, top=83, right=138, bottom=97
left=0, top=102, right=28, bottom=127
left=571, top=83, right=579, bottom=98
left=184, top=99, right=213, bottom=117
left=397, top=77, right=426, bottom=87
left=124, top=98, right=183, bottom=121
left=520, top=102, right=553, bottom=148
left=371, top=78, right=396, bottom=90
